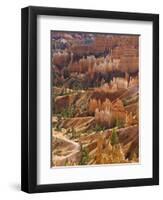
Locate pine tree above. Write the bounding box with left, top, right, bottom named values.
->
left=111, top=128, right=119, bottom=145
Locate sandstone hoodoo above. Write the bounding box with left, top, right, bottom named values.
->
left=51, top=31, right=139, bottom=167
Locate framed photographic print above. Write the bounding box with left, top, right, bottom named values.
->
left=21, top=6, right=159, bottom=193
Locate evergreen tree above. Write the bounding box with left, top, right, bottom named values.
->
left=111, top=128, right=119, bottom=145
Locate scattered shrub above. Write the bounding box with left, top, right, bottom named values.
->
left=115, top=118, right=124, bottom=128
left=111, top=128, right=119, bottom=145
left=80, top=146, right=89, bottom=165
left=57, top=106, right=76, bottom=118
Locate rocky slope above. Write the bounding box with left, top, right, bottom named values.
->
left=51, top=32, right=139, bottom=166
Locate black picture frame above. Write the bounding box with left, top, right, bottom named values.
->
left=21, top=6, right=159, bottom=193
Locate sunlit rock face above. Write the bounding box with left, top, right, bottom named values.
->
left=60, top=117, right=95, bottom=133
left=64, top=53, right=138, bottom=78
left=51, top=31, right=139, bottom=166
left=79, top=125, right=139, bottom=164
left=52, top=134, right=81, bottom=166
